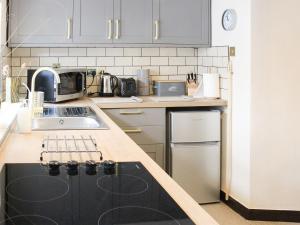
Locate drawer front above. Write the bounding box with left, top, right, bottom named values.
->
left=139, top=144, right=164, bottom=168
left=103, top=108, right=165, bottom=127
left=121, top=125, right=165, bottom=144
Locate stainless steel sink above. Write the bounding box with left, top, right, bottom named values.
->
left=32, top=106, right=108, bottom=130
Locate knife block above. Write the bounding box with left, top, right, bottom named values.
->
left=187, top=82, right=199, bottom=96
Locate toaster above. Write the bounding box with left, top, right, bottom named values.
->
left=118, top=78, right=137, bottom=97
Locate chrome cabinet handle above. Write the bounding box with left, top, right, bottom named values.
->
left=115, top=19, right=120, bottom=39
left=123, top=128, right=142, bottom=133
left=107, top=19, right=112, bottom=40
left=154, top=20, right=159, bottom=40
left=67, top=18, right=72, bottom=39
left=119, top=110, right=143, bottom=115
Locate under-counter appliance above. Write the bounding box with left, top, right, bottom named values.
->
left=153, top=80, right=186, bottom=96
left=168, top=111, right=221, bottom=204
left=99, top=73, right=118, bottom=97
left=1, top=161, right=195, bottom=225
left=27, top=68, right=86, bottom=103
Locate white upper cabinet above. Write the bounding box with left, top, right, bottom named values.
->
left=73, top=0, right=113, bottom=44
left=153, top=0, right=211, bottom=46
left=113, top=0, right=153, bottom=44
left=9, top=0, right=74, bottom=46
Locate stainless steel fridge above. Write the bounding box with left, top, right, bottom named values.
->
left=167, top=110, right=221, bottom=204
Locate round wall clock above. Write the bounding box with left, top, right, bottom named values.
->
left=222, top=9, right=237, bottom=31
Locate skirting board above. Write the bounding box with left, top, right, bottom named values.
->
left=220, top=191, right=300, bottom=222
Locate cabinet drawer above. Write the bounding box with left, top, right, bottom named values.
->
left=121, top=125, right=165, bottom=144
left=139, top=144, right=164, bottom=168
left=103, top=108, right=165, bottom=127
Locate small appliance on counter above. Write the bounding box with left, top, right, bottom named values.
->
left=117, top=78, right=137, bottom=97
left=152, top=80, right=186, bottom=96
left=27, top=68, right=86, bottom=103
left=136, top=69, right=150, bottom=96
left=99, top=72, right=118, bottom=97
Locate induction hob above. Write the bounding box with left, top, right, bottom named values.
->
left=0, top=162, right=195, bottom=225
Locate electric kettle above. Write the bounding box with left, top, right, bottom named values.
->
left=99, top=73, right=118, bottom=97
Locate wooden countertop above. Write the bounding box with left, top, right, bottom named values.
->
left=91, top=96, right=227, bottom=109
left=0, top=99, right=219, bottom=225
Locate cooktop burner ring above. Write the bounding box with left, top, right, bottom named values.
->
left=97, top=206, right=181, bottom=225
left=6, top=175, right=69, bottom=203
left=96, top=174, right=149, bottom=196
left=0, top=214, right=59, bottom=225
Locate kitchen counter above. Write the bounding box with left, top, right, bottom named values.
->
left=0, top=98, right=221, bottom=225
left=91, top=96, right=227, bottom=109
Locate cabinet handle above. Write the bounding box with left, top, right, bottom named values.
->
left=123, top=128, right=142, bottom=133
left=67, top=18, right=72, bottom=39
left=115, top=19, right=120, bottom=39
left=107, top=19, right=112, bottom=40
left=120, top=110, right=143, bottom=115
left=154, top=20, right=159, bottom=40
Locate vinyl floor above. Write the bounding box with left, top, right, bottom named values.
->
left=202, top=203, right=300, bottom=225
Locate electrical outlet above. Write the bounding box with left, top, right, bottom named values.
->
left=229, top=47, right=236, bottom=57
left=87, top=69, right=96, bottom=76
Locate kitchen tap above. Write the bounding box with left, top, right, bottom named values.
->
left=30, top=67, right=61, bottom=112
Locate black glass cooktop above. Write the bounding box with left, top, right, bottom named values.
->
left=0, top=162, right=195, bottom=225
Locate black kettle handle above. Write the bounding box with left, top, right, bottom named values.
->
left=111, top=75, right=119, bottom=91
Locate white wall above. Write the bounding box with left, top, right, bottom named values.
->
left=211, top=0, right=252, bottom=207
left=251, top=0, right=300, bottom=210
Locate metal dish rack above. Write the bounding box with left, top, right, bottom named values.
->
left=40, top=135, right=103, bottom=163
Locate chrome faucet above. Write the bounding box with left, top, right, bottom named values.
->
left=30, top=67, right=61, bottom=111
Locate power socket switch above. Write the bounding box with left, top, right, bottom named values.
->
left=87, top=69, right=96, bottom=76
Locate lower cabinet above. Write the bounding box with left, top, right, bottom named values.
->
left=103, top=108, right=166, bottom=169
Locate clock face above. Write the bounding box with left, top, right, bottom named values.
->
left=222, top=9, right=237, bottom=31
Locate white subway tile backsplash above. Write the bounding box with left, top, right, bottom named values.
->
left=69, top=48, right=86, bottom=56
left=169, top=57, right=185, bottom=66
left=40, top=57, right=58, bottom=66
left=106, top=48, right=123, bottom=56
left=124, top=48, right=141, bottom=56
left=151, top=57, right=168, bottom=66
left=78, top=57, right=96, bottom=67
left=160, top=48, right=177, bottom=56
left=186, top=57, right=197, bottom=65
left=177, top=48, right=195, bottom=56
left=133, top=57, right=150, bottom=66
left=97, top=57, right=114, bottom=66
left=11, top=58, right=20, bottom=67
left=206, top=47, right=218, bottom=57
left=31, top=48, right=49, bottom=57
left=178, top=66, right=195, bottom=75
left=21, top=57, right=39, bottom=67
left=12, top=48, right=30, bottom=57
left=123, top=66, right=141, bottom=76
left=87, top=48, right=105, bottom=56
left=142, top=48, right=159, bottom=56
left=106, top=67, right=123, bottom=76
left=160, top=66, right=177, bottom=75
left=50, top=48, right=68, bottom=56
left=11, top=46, right=228, bottom=100
left=59, top=57, right=77, bottom=67
left=142, top=66, right=159, bottom=76
left=115, top=57, right=132, bottom=66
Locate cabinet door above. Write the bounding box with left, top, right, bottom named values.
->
left=9, top=0, right=73, bottom=45
left=153, top=0, right=211, bottom=46
left=139, top=144, right=165, bottom=169
left=113, top=0, right=152, bottom=43
left=73, top=0, right=113, bottom=43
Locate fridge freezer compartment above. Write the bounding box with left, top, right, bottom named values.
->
left=171, top=142, right=220, bottom=203
left=170, top=111, right=220, bottom=143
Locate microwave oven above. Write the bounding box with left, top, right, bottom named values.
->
left=27, top=68, right=86, bottom=103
